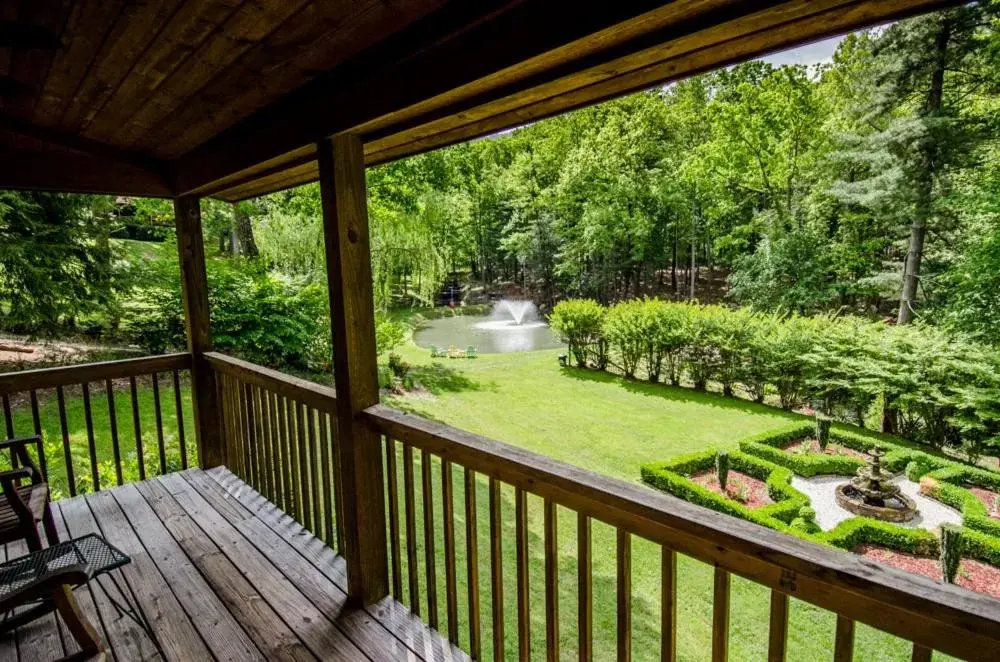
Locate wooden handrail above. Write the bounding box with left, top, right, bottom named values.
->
left=365, top=403, right=1000, bottom=662
left=204, top=352, right=337, bottom=414
left=0, top=353, right=191, bottom=395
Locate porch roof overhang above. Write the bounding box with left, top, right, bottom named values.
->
left=0, top=0, right=960, bottom=203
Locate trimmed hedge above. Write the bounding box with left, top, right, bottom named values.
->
left=820, top=517, right=939, bottom=556
left=964, top=528, right=1000, bottom=566
left=640, top=451, right=801, bottom=533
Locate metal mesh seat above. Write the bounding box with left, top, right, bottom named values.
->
left=0, top=533, right=129, bottom=603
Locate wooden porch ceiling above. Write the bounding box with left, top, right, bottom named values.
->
left=0, top=0, right=960, bottom=202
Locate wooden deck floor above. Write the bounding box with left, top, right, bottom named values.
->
left=0, top=467, right=468, bottom=661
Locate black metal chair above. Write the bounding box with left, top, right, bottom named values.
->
left=0, top=436, right=59, bottom=553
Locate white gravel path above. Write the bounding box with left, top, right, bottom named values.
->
left=790, top=474, right=963, bottom=532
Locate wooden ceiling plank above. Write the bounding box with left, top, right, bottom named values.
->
left=149, top=0, right=449, bottom=158
left=0, top=5, right=17, bottom=78
left=213, top=161, right=318, bottom=202
left=32, top=0, right=129, bottom=128
left=56, top=0, right=187, bottom=135
left=4, top=0, right=72, bottom=120
left=117, top=0, right=312, bottom=150
left=0, top=147, right=173, bottom=197
left=81, top=0, right=242, bottom=144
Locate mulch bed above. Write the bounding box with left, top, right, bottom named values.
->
left=855, top=544, right=1000, bottom=599
left=690, top=470, right=773, bottom=509
left=782, top=438, right=868, bottom=460
left=966, top=485, right=1000, bottom=519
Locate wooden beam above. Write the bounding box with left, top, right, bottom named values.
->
left=0, top=147, right=172, bottom=197
left=317, top=134, right=388, bottom=605
left=173, top=196, right=223, bottom=469
left=176, top=0, right=957, bottom=197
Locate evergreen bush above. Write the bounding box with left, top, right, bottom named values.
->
left=940, top=523, right=964, bottom=583
left=716, top=451, right=730, bottom=491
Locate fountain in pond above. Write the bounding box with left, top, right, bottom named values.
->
left=473, top=299, right=546, bottom=331
left=835, top=446, right=918, bottom=523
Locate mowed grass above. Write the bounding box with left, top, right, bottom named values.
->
left=385, top=345, right=936, bottom=661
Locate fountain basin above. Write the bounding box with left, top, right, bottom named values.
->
left=835, top=483, right=918, bottom=523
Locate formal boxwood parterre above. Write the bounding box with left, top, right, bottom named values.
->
left=642, top=423, right=1000, bottom=564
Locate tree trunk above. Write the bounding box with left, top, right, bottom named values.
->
left=671, top=227, right=678, bottom=295
left=897, top=18, right=949, bottom=325
left=690, top=204, right=697, bottom=302
left=232, top=203, right=259, bottom=258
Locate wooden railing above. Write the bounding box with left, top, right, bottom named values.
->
left=364, top=404, right=1000, bottom=662
left=0, top=353, right=193, bottom=497
left=206, top=352, right=344, bottom=554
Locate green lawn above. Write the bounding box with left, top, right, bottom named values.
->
left=384, top=344, right=939, bottom=661
left=5, top=379, right=194, bottom=498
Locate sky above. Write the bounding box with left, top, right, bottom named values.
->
left=761, top=35, right=846, bottom=68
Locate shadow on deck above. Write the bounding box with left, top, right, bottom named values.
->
left=0, top=467, right=467, bottom=661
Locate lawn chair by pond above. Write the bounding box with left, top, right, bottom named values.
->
left=447, top=345, right=466, bottom=358
left=429, top=345, right=447, bottom=358
left=465, top=346, right=478, bottom=359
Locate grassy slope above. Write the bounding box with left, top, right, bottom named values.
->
left=385, top=344, right=933, bottom=662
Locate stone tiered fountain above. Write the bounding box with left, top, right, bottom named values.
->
left=835, top=446, right=918, bottom=523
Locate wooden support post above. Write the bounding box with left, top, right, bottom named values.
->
left=317, top=134, right=389, bottom=605
left=174, top=196, right=224, bottom=468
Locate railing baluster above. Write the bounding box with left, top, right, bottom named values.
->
left=286, top=396, right=301, bottom=522
left=403, top=443, right=420, bottom=615
left=331, top=410, right=345, bottom=552
left=545, top=499, right=559, bottom=662
left=834, top=616, right=855, bottom=662
left=712, top=567, right=730, bottom=662
left=172, top=370, right=187, bottom=469
left=661, top=547, right=676, bottom=662
left=81, top=383, right=99, bottom=491
left=152, top=372, right=166, bottom=475
left=278, top=395, right=294, bottom=518
left=320, top=411, right=335, bottom=549
left=442, top=459, right=458, bottom=645
left=911, top=644, right=932, bottom=662
left=618, top=529, right=631, bottom=662
left=386, top=437, right=402, bottom=597
left=422, top=449, right=438, bottom=629
left=2, top=393, right=13, bottom=438
left=516, top=487, right=529, bottom=661
left=56, top=386, right=75, bottom=496
left=308, top=408, right=322, bottom=537
left=768, top=590, right=789, bottom=662
left=243, top=383, right=259, bottom=491
left=129, top=377, right=145, bottom=482
left=29, top=390, right=45, bottom=478
left=579, top=513, right=593, bottom=662
left=105, top=379, right=123, bottom=486
left=489, top=477, right=504, bottom=662
left=223, top=375, right=237, bottom=473
left=258, top=388, right=273, bottom=502
left=297, top=402, right=313, bottom=533
left=465, top=467, right=481, bottom=660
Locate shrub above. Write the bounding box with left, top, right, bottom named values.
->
left=791, top=506, right=821, bottom=534
left=822, top=518, right=939, bottom=556
left=906, top=458, right=933, bottom=482
left=716, top=451, right=729, bottom=491
left=550, top=299, right=605, bottom=368
left=962, top=529, right=1000, bottom=567
left=940, top=523, right=964, bottom=583
left=740, top=440, right=864, bottom=477
left=815, top=416, right=831, bottom=450
left=603, top=300, right=646, bottom=378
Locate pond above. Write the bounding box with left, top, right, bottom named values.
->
left=413, top=302, right=563, bottom=354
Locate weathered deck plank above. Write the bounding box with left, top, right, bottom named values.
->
left=1, top=468, right=462, bottom=661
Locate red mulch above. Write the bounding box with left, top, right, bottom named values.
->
left=966, top=485, right=1000, bottom=520
left=782, top=438, right=868, bottom=460
left=690, top=470, right=773, bottom=509
left=855, top=544, right=1000, bottom=599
